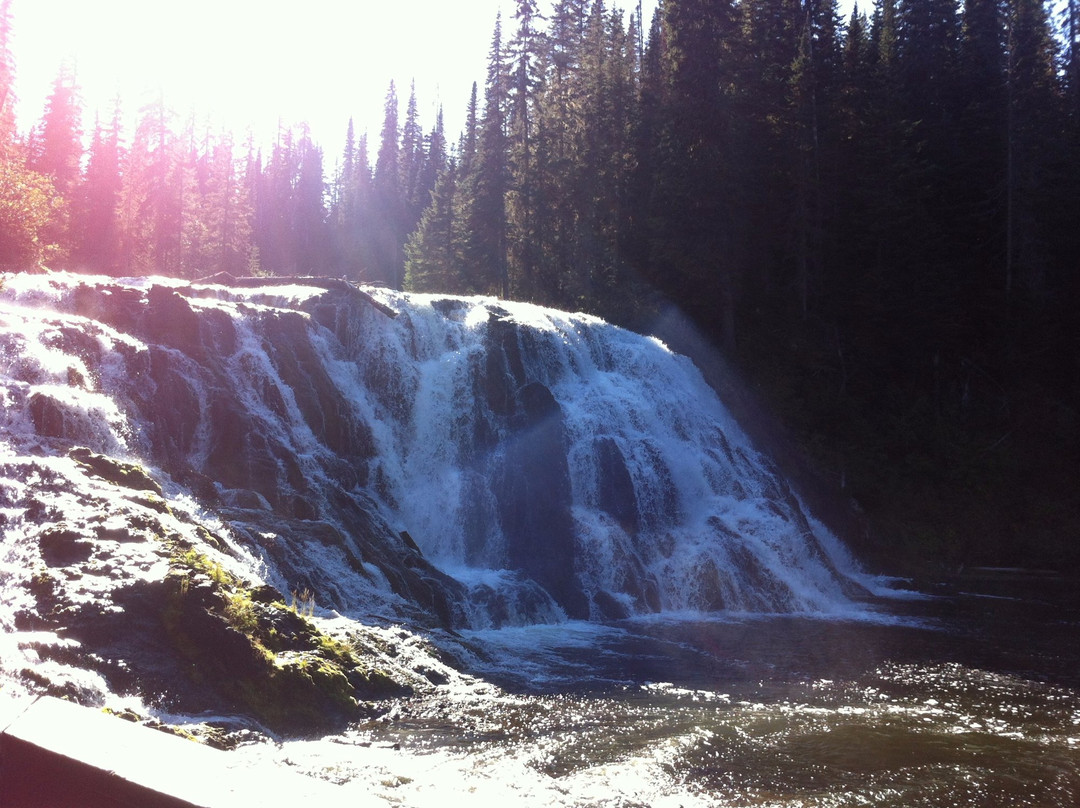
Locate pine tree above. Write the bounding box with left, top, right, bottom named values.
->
left=404, top=163, right=460, bottom=292
left=330, top=116, right=369, bottom=280
left=506, top=0, right=547, bottom=299
left=400, top=81, right=425, bottom=228
left=458, top=83, right=480, bottom=177
left=71, top=104, right=124, bottom=273
left=119, top=98, right=184, bottom=275
left=330, top=118, right=376, bottom=280
left=417, top=107, right=448, bottom=211
left=254, top=125, right=296, bottom=275
left=1067, top=0, right=1080, bottom=119
left=372, top=81, right=405, bottom=287
left=460, top=14, right=510, bottom=296
left=28, top=64, right=83, bottom=199
left=953, top=0, right=1007, bottom=320
left=180, top=130, right=255, bottom=278
left=293, top=127, right=329, bottom=273
left=26, top=64, right=84, bottom=263
left=871, top=0, right=900, bottom=69
left=649, top=0, right=741, bottom=348
left=550, top=0, right=589, bottom=78
left=1004, top=0, right=1062, bottom=302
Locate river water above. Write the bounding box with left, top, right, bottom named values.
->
left=2, top=274, right=1076, bottom=804
left=230, top=573, right=1080, bottom=807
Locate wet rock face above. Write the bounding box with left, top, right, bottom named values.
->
left=42, top=281, right=455, bottom=623
left=2, top=447, right=413, bottom=736
left=0, top=276, right=495, bottom=734
left=497, top=381, right=588, bottom=620
left=595, top=437, right=639, bottom=536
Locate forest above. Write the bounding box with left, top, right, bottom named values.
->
left=2, top=0, right=1079, bottom=572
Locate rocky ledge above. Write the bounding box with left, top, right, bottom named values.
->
left=3, top=447, right=453, bottom=738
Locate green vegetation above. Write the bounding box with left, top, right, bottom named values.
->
left=289, top=587, right=317, bottom=617
left=161, top=538, right=408, bottom=733
left=1, top=0, right=1077, bottom=570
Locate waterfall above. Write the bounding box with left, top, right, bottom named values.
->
left=339, top=292, right=866, bottom=622
left=0, top=272, right=866, bottom=634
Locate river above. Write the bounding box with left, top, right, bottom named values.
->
left=230, top=572, right=1080, bottom=807
left=2, top=274, right=1077, bottom=805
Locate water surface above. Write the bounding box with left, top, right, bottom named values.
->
left=238, top=575, right=1080, bottom=807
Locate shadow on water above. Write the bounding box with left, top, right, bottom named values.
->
left=402, top=574, right=1080, bottom=806
left=464, top=572, right=1080, bottom=697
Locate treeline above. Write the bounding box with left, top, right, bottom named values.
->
left=3, top=0, right=1080, bottom=569
left=408, top=0, right=1080, bottom=570
left=0, top=4, right=445, bottom=282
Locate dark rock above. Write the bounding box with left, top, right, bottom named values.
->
left=28, top=393, right=67, bottom=440
left=38, top=526, right=94, bottom=567
left=263, top=310, right=375, bottom=462
left=496, top=381, right=588, bottom=619
left=248, top=584, right=284, bottom=605
left=595, top=437, right=639, bottom=535
left=145, top=286, right=206, bottom=362
left=400, top=530, right=421, bottom=554
left=219, top=488, right=271, bottom=510
left=95, top=524, right=145, bottom=543
left=141, top=347, right=201, bottom=471
left=591, top=590, right=631, bottom=621
left=69, top=447, right=163, bottom=496
left=71, top=282, right=143, bottom=334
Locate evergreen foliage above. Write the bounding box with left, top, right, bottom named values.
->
left=2, top=0, right=1080, bottom=570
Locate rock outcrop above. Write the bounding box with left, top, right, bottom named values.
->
left=0, top=271, right=870, bottom=733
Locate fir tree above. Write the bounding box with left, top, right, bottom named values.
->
left=71, top=104, right=124, bottom=274
left=28, top=64, right=83, bottom=198
left=372, top=81, right=405, bottom=287
left=460, top=14, right=510, bottom=296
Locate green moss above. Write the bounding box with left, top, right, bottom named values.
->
left=223, top=592, right=259, bottom=634
left=68, top=447, right=163, bottom=496
left=158, top=555, right=411, bottom=734
left=164, top=542, right=241, bottom=593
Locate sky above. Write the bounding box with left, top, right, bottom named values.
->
left=10, top=0, right=660, bottom=159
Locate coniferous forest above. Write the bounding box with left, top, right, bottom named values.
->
left=3, top=0, right=1080, bottom=572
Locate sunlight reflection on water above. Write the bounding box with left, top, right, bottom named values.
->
left=231, top=580, right=1080, bottom=807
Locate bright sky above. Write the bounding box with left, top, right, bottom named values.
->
left=11, top=0, right=660, bottom=158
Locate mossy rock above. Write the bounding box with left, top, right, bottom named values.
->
left=160, top=572, right=411, bottom=735
left=275, top=652, right=356, bottom=710
left=69, top=447, right=163, bottom=496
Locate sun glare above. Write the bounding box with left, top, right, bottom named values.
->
left=13, top=0, right=507, bottom=149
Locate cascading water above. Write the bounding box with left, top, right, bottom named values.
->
left=4, top=273, right=1078, bottom=808
left=342, top=291, right=867, bottom=624
left=0, top=271, right=865, bottom=634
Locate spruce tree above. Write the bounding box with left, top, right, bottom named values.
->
left=372, top=81, right=405, bottom=287
left=650, top=0, right=741, bottom=348
left=404, top=163, right=459, bottom=292
left=506, top=0, right=546, bottom=299
left=460, top=14, right=510, bottom=296
left=1004, top=0, right=1062, bottom=302
left=119, top=98, right=184, bottom=275
left=71, top=104, right=124, bottom=274
left=29, top=65, right=84, bottom=199
left=330, top=120, right=376, bottom=281
left=292, top=127, right=329, bottom=274
left=400, top=81, right=425, bottom=229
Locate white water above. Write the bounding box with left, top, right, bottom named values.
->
left=342, top=290, right=868, bottom=620
left=0, top=272, right=870, bottom=628
left=2, top=274, right=1077, bottom=807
